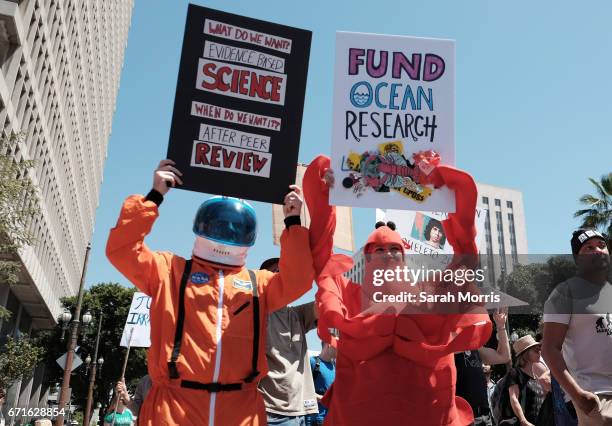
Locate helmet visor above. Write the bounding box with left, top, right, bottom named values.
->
left=193, top=198, right=257, bottom=247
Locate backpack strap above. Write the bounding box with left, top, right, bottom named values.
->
left=518, top=369, right=529, bottom=412
left=242, top=270, right=260, bottom=383
left=168, top=259, right=193, bottom=379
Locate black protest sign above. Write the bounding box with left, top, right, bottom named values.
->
left=167, top=5, right=312, bottom=203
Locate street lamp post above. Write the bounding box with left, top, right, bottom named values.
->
left=85, top=355, right=92, bottom=375
left=59, top=309, right=72, bottom=341
left=84, top=312, right=103, bottom=426
left=56, top=243, right=92, bottom=426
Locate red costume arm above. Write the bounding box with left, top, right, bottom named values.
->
left=303, top=155, right=335, bottom=275
left=259, top=225, right=315, bottom=312
left=303, top=155, right=339, bottom=344
left=422, top=165, right=479, bottom=257
left=304, top=156, right=395, bottom=346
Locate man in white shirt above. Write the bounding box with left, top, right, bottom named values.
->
left=542, top=229, right=612, bottom=426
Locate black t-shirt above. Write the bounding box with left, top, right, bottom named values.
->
left=455, top=350, right=490, bottom=412
left=507, top=367, right=546, bottom=424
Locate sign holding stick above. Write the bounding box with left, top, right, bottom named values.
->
left=167, top=5, right=312, bottom=203
left=111, top=328, right=133, bottom=426
left=330, top=32, right=456, bottom=211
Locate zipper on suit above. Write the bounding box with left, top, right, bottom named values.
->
left=208, top=269, right=225, bottom=426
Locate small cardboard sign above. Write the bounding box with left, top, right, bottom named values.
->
left=120, top=292, right=152, bottom=348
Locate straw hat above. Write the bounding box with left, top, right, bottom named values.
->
left=513, top=335, right=541, bottom=358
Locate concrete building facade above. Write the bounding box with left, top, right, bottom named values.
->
left=478, top=182, right=528, bottom=283
left=0, top=0, right=133, bottom=421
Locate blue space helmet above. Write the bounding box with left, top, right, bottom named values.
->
left=192, top=197, right=257, bottom=247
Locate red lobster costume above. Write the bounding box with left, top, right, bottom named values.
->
left=303, top=155, right=493, bottom=426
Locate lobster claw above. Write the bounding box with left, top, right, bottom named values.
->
left=412, top=150, right=441, bottom=176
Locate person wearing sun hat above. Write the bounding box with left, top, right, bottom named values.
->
left=542, top=228, right=612, bottom=425
left=513, top=335, right=541, bottom=359
left=500, top=335, right=550, bottom=426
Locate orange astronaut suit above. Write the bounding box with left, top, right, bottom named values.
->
left=303, top=155, right=493, bottom=426
left=106, top=195, right=314, bottom=425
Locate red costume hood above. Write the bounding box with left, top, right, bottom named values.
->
left=364, top=225, right=405, bottom=253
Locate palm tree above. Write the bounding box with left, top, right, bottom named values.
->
left=574, top=172, right=612, bottom=237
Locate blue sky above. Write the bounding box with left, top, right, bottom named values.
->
left=86, top=1, right=611, bottom=349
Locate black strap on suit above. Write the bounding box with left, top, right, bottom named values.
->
left=167, top=261, right=260, bottom=392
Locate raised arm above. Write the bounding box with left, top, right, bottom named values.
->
left=105, top=160, right=182, bottom=295
left=261, top=186, right=315, bottom=312
left=479, top=308, right=511, bottom=365
left=303, top=155, right=336, bottom=275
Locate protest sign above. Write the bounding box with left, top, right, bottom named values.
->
left=376, top=208, right=487, bottom=256
left=272, top=165, right=354, bottom=252
left=168, top=5, right=312, bottom=203
left=120, top=292, right=151, bottom=348
left=376, top=207, right=486, bottom=274
left=331, top=32, right=455, bottom=211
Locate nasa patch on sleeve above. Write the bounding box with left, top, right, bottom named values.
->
left=190, top=272, right=210, bottom=284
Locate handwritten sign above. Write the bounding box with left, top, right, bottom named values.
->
left=168, top=5, right=312, bottom=203
left=120, top=292, right=151, bottom=348
left=331, top=32, right=455, bottom=211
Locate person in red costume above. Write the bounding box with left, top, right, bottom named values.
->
left=302, top=152, right=494, bottom=426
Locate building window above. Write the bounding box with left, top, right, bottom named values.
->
left=495, top=199, right=501, bottom=207
left=508, top=213, right=518, bottom=264
left=507, top=201, right=513, bottom=208
left=484, top=210, right=495, bottom=284
left=482, top=196, right=489, bottom=204
left=496, top=211, right=507, bottom=273
left=485, top=211, right=493, bottom=255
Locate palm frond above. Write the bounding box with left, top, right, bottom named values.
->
left=588, top=177, right=611, bottom=204
left=575, top=175, right=612, bottom=235
left=600, top=172, right=612, bottom=196
left=579, top=195, right=601, bottom=206
left=574, top=208, right=597, bottom=218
